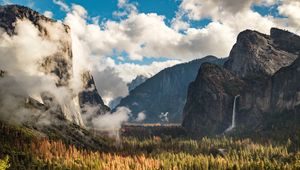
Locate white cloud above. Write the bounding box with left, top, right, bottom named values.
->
left=177, top=0, right=277, bottom=21
left=113, top=0, right=137, bottom=17
left=91, top=106, right=130, bottom=131
left=53, top=0, right=70, bottom=12
left=92, top=67, right=128, bottom=105
left=63, top=4, right=181, bottom=104
left=171, top=17, right=190, bottom=31
left=170, top=0, right=300, bottom=60
left=114, top=60, right=180, bottom=82
left=43, top=11, right=53, bottom=18
left=278, top=0, right=300, bottom=28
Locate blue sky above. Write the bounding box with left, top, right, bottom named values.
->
left=1, top=0, right=280, bottom=25
left=2, top=0, right=180, bottom=24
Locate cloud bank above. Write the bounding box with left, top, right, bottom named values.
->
left=53, top=0, right=300, bottom=104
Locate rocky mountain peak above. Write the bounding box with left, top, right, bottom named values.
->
left=224, top=28, right=298, bottom=78
left=0, top=5, right=69, bottom=35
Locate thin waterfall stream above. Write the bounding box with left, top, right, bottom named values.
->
left=224, top=95, right=239, bottom=133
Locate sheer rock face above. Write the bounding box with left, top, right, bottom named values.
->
left=182, top=63, right=244, bottom=136
left=271, top=57, right=300, bottom=112
left=0, top=5, right=109, bottom=127
left=183, top=28, right=300, bottom=137
left=117, top=56, right=226, bottom=123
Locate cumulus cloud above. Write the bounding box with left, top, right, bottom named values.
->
left=44, top=11, right=53, bottom=18
left=113, top=60, right=180, bottom=82
left=170, top=0, right=300, bottom=60
left=63, top=4, right=180, bottom=104
left=92, top=67, right=128, bottom=104
left=113, top=0, right=137, bottom=17
left=177, top=0, right=276, bottom=21
left=53, top=0, right=70, bottom=12
left=278, top=0, right=300, bottom=28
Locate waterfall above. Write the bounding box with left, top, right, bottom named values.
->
left=224, top=95, right=239, bottom=133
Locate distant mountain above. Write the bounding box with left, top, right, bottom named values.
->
left=183, top=28, right=300, bottom=137
left=117, top=56, right=227, bottom=123
left=108, top=75, right=148, bottom=109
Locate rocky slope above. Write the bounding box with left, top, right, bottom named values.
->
left=117, top=56, right=226, bottom=123
left=0, top=5, right=109, bottom=127
left=183, top=28, right=300, bottom=137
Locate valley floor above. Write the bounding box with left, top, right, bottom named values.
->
left=0, top=122, right=300, bottom=170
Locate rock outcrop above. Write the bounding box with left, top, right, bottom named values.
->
left=183, top=28, right=300, bottom=137
left=117, top=56, right=226, bottom=123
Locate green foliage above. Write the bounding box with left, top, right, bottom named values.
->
left=0, top=156, right=10, bottom=170
left=1, top=121, right=300, bottom=169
